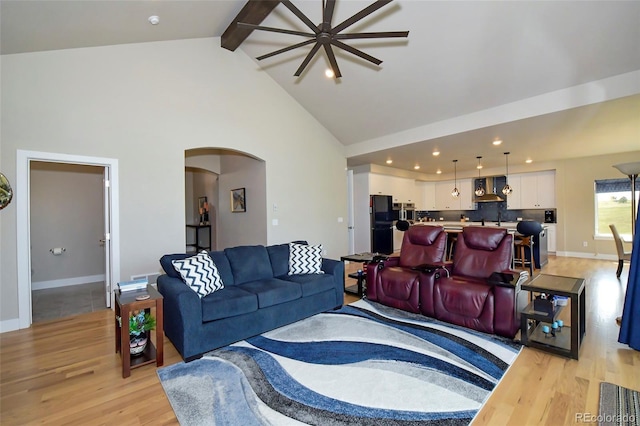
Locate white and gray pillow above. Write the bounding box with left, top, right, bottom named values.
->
left=172, top=250, right=224, bottom=297
left=288, top=243, right=324, bottom=275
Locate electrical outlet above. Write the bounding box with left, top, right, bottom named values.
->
left=583, top=241, right=588, bottom=247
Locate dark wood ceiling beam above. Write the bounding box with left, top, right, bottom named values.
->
left=221, top=0, right=281, bottom=51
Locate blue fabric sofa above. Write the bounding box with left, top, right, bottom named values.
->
left=157, top=243, right=344, bottom=361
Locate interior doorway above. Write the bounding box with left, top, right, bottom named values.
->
left=30, top=161, right=107, bottom=322
left=16, top=150, right=120, bottom=329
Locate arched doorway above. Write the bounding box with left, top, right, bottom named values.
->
left=185, top=148, right=267, bottom=250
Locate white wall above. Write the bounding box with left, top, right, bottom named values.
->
left=0, top=37, right=348, bottom=325
left=218, top=154, right=267, bottom=248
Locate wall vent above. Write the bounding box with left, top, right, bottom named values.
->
left=131, top=272, right=161, bottom=286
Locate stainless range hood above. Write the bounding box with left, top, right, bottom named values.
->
left=475, top=176, right=505, bottom=203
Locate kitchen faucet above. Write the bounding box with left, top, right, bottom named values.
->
left=497, top=211, right=502, bottom=226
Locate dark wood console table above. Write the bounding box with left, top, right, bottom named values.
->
left=186, top=224, right=211, bottom=253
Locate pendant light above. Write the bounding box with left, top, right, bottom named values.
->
left=451, top=160, right=460, bottom=198
left=502, top=152, right=513, bottom=195
left=474, top=156, right=485, bottom=196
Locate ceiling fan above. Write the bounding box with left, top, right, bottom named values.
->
left=237, top=0, right=409, bottom=78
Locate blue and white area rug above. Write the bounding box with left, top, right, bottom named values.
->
left=157, top=299, right=521, bottom=425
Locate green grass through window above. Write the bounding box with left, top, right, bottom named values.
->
left=596, top=198, right=634, bottom=236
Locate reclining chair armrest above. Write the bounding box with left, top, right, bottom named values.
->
left=421, top=261, right=452, bottom=277
left=373, top=256, right=399, bottom=270
left=411, top=261, right=450, bottom=276
left=365, top=256, right=398, bottom=301
left=487, top=270, right=530, bottom=289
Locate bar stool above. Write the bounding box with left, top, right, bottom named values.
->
left=514, top=235, right=532, bottom=267
left=515, top=220, right=543, bottom=276
left=446, top=230, right=460, bottom=261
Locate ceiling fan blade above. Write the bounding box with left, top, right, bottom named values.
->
left=332, top=0, right=393, bottom=34
left=237, top=22, right=314, bottom=38
left=323, top=0, right=336, bottom=28
left=335, top=31, right=409, bottom=39
left=281, top=0, right=321, bottom=34
left=256, top=39, right=317, bottom=61
left=294, top=42, right=322, bottom=76
left=330, top=39, right=382, bottom=65
left=323, top=44, right=342, bottom=78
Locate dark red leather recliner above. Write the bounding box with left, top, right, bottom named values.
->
left=366, top=225, right=447, bottom=313
left=420, top=226, right=529, bottom=338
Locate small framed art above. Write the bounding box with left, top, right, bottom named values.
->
left=231, top=188, right=246, bottom=213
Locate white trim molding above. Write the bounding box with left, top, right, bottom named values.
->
left=556, top=251, right=618, bottom=261
left=31, top=274, right=106, bottom=291
left=16, top=150, right=120, bottom=330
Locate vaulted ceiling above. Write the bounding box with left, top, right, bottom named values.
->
left=2, top=0, right=639, bottom=176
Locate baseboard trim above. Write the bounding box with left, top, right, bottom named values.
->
left=32, top=274, right=106, bottom=291
left=556, top=251, right=617, bottom=261
left=0, top=318, right=21, bottom=333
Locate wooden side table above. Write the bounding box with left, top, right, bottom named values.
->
left=115, top=285, right=164, bottom=378
left=520, top=274, right=586, bottom=360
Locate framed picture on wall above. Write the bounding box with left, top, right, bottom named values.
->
left=231, top=188, right=246, bottom=213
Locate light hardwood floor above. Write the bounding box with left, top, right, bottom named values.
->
left=1, top=256, right=638, bottom=425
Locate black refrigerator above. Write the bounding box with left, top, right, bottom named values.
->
left=370, top=195, right=394, bottom=254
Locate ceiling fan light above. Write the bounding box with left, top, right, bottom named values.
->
left=325, top=68, right=335, bottom=78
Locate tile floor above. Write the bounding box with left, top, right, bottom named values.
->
left=32, top=282, right=108, bottom=322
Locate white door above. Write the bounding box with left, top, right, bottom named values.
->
left=347, top=170, right=355, bottom=254
left=103, top=167, right=112, bottom=308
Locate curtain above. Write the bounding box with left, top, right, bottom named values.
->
left=618, top=201, right=640, bottom=350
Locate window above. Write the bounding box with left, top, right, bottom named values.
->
left=594, top=178, right=637, bottom=238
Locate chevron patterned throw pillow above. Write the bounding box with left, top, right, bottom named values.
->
left=172, top=251, right=224, bottom=298
left=288, top=243, right=324, bottom=275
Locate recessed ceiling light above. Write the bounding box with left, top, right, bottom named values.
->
left=325, top=69, right=335, bottom=78
left=148, top=15, right=160, bottom=25
left=432, top=150, right=440, bottom=156
left=386, top=159, right=393, bottom=164
left=436, top=169, right=442, bottom=174
left=414, top=165, right=420, bottom=170
left=526, top=159, right=533, bottom=164
left=492, top=139, right=502, bottom=145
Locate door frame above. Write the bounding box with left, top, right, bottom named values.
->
left=16, top=150, right=120, bottom=329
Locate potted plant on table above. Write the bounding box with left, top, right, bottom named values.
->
left=129, top=310, right=156, bottom=356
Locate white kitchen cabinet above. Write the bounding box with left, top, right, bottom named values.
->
left=457, top=178, right=474, bottom=210
left=393, top=228, right=404, bottom=253
left=435, top=179, right=472, bottom=210
left=505, top=175, right=522, bottom=210
left=369, top=173, right=417, bottom=203
left=519, top=171, right=556, bottom=209
left=545, top=224, right=557, bottom=252
left=369, top=173, right=394, bottom=197
left=416, top=181, right=436, bottom=210
left=435, top=181, right=458, bottom=210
